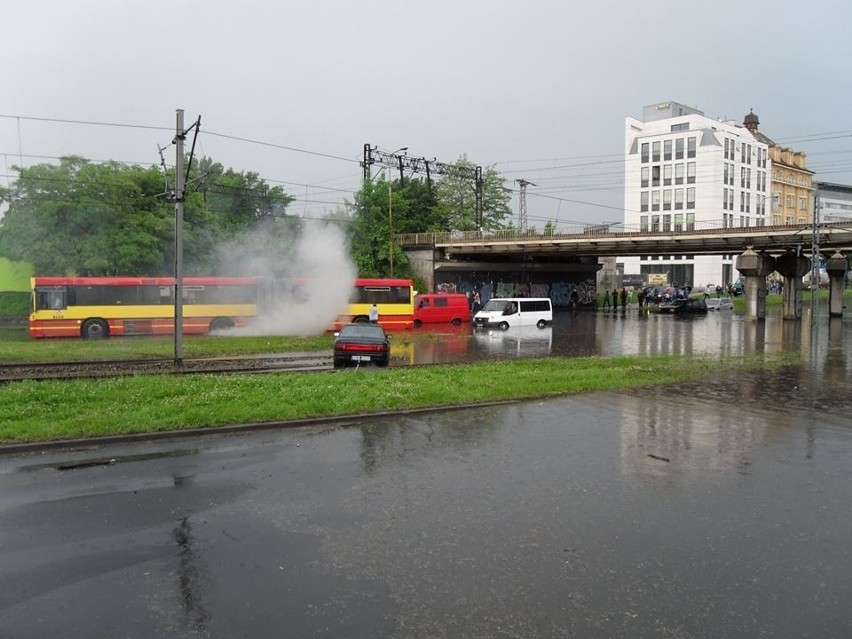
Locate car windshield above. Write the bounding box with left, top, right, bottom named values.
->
left=338, top=325, right=385, bottom=339
left=481, top=300, right=512, bottom=312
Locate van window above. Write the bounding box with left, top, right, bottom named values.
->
left=520, top=300, right=550, bottom=312
left=435, top=298, right=448, bottom=308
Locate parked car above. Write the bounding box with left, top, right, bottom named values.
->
left=656, top=298, right=708, bottom=315
left=333, top=324, right=390, bottom=368
left=705, top=297, right=733, bottom=311
left=414, top=293, right=471, bottom=326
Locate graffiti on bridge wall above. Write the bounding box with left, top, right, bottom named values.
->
left=433, top=275, right=598, bottom=309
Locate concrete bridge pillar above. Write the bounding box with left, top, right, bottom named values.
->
left=825, top=251, right=849, bottom=317
left=774, top=251, right=810, bottom=320
left=736, top=248, right=775, bottom=321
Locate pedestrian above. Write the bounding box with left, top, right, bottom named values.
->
left=620, top=287, right=627, bottom=309
left=368, top=303, right=379, bottom=323
left=472, top=291, right=481, bottom=314
left=602, top=289, right=610, bottom=309
left=611, top=289, right=618, bottom=311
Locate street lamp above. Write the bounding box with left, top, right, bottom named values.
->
left=387, top=146, right=408, bottom=277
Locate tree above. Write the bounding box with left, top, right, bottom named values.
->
left=0, top=157, right=172, bottom=275
left=0, top=155, right=296, bottom=276
left=433, top=156, right=512, bottom=231
left=348, top=177, right=395, bottom=277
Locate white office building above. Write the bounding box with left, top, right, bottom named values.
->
left=622, top=101, right=771, bottom=288
left=815, top=181, right=852, bottom=224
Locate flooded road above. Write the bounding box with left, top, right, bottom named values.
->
left=1, top=305, right=851, bottom=637
left=401, top=303, right=852, bottom=367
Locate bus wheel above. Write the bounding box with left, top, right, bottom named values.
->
left=498, top=321, right=509, bottom=331
left=210, top=317, right=235, bottom=332
left=537, top=319, right=547, bottom=329
left=81, top=319, right=109, bottom=339
left=451, top=318, right=461, bottom=326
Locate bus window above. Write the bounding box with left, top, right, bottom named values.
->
left=35, top=287, right=67, bottom=311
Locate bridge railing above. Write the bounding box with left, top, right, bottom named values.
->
left=395, top=221, right=849, bottom=247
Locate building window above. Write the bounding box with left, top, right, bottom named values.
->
left=662, top=214, right=671, bottom=230
left=641, top=143, right=649, bottom=163
left=675, top=138, right=684, bottom=159
left=798, top=196, right=806, bottom=210
left=651, top=215, right=660, bottom=232
left=671, top=123, right=689, bottom=132
left=663, top=164, right=672, bottom=186
left=652, top=141, right=661, bottom=162
left=640, top=215, right=649, bottom=231
left=723, top=188, right=728, bottom=210
left=746, top=168, right=751, bottom=189
left=686, top=162, right=696, bottom=184
left=663, top=190, right=672, bottom=211
left=746, top=193, right=751, bottom=213
left=640, top=191, right=649, bottom=212
left=740, top=191, right=745, bottom=212
left=652, top=191, right=660, bottom=211
left=641, top=166, right=649, bottom=188
left=729, top=163, right=735, bottom=186
left=675, top=188, right=684, bottom=210
left=741, top=143, right=747, bottom=163
left=728, top=189, right=734, bottom=210
left=663, top=140, right=672, bottom=161
left=686, top=188, right=695, bottom=209
left=724, top=164, right=729, bottom=185
left=786, top=194, right=794, bottom=208
left=686, top=212, right=695, bottom=231
left=746, top=144, right=752, bottom=164
left=652, top=165, right=661, bottom=186
left=674, top=213, right=683, bottom=231
left=687, top=137, right=696, bottom=158
left=675, top=163, right=684, bottom=184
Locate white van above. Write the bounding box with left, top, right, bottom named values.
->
left=473, top=297, right=552, bottom=330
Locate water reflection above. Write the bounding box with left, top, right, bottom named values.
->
left=404, top=305, right=852, bottom=366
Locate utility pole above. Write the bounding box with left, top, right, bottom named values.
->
left=811, top=192, right=821, bottom=314
left=516, top=178, right=535, bottom=232
left=174, top=109, right=186, bottom=366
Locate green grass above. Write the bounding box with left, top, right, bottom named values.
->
left=0, top=352, right=798, bottom=445
left=0, top=330, right=335, bottom=363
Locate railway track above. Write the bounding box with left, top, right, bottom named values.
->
left=0, top=353, right=334, bottom=382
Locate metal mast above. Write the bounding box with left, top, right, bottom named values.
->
left=516, top=178, right=535, bottom=232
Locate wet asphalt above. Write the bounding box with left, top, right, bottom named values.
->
left=1, top=306, right=851, bottom=637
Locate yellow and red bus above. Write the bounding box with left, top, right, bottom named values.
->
left=334, top=277, right=415, bottom=331
left=29, top=276, right=259, bottom=338
left=29, top=275, right=415, bottom=338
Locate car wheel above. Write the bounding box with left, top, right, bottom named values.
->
left=210, top=317, right=234, bottom=332
left=536, top=319, right=546, bottom=329
left=81, top=319, right=109, bottom=339
left=498, top=321, right=509, bottom=331
left=413, top=319, right=422, bottom=327
left=451, top=318, right=461, bottom=326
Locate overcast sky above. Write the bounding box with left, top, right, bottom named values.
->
left=2, top=0, right=851, bottom=227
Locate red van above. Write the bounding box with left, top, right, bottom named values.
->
left=413, top=293, right=471, bottom=326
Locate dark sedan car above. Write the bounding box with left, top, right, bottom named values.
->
left=333, top=323, right=391, bottom=368
left=657, top=298, right=708, bottom=315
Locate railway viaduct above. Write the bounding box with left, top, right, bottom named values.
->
left=398, top=222, right=852, bottom=321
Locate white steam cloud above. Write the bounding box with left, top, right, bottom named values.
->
left=212, top=218, right=356, bottom=336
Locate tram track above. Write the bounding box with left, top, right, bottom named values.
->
left=0, top=353, right=335, bottom=382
